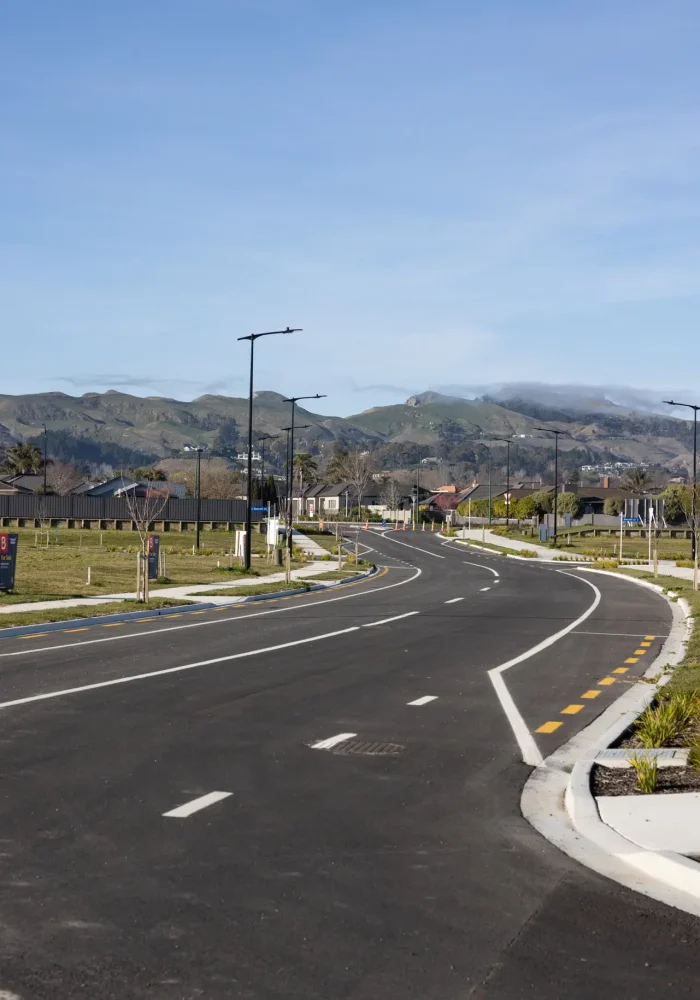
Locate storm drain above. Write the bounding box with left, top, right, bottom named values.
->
left=332, top=739, right=405, bottom=756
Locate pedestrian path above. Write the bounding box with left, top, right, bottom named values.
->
left=291, top=528, right=330, bottom=558
left=0, top=562, right=332, bottom=616
left=455, top=528, right=697, bottom=582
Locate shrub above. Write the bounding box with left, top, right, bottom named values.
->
left=676, top=559, right=695, bottom=568
left=629, top=753, right=658, bottom=793
left=634, top=693, right=700, bottom=747
left=519, top=549, right=538, bottom=558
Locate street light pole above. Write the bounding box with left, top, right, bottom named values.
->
left=494, top=438, right=512, bottom=524
left=42, top=424, right=47, bottom=495
left=664, top=400, right=699, bottom=566
left=281, top=424, right=310, bottom=536
left=282, top=395, right=326, bottom=555
left=257, top=434, right=278, bottom=503
left=238, top=327, right=301, bottom=570
left=184, top=445, right=205, bottom=549
left=535, top=427, right=565, bottom=545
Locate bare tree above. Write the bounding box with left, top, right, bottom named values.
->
left=170, top=463, right=242, bottom=499
left=379, top=477, right=403, bottom=515
left=122, top=481, right=173, bottom=601
left=341, top=451, right=375, bottom=520
left=47, top=461, right=83, bottom=496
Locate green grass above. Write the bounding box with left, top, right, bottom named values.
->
left=0, top=526, right=307, bottom=603
left=0, top=598, right=184, bottom=630
left=499, top=526, right=691, bottom=561
left=302, top=569, right=361, bottom=581
left=457, top=539, right=524, bottom=556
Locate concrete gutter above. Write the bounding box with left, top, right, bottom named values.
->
left=521, top=569, right=700, bottom=916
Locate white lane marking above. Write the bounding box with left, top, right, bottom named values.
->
left=380, top=535, right=446, bottom=558
left=310, top=733, right=357, bottom=750
left=407, top=695, right=437, bottom=706
left=572, top=631, right=668, bottom=638
left=463, top=561, right=499, bottom=577
left=0, top=626, right=361, bottom=711
left=163, top=791, right=232, bottom=818
left=487, top=572, right=602, bottom=767
left=0, top=566, right=423, bottom=660
left=480, top=587, right=491, bottom=592
left=362, top=611, right=419, bottom=627
left=444, top=597, right=464, bottom=604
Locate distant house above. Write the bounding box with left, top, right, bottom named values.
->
left=294, top=481, right=419, bottom=517
left=83, top=476, right=186, bottom=499
left=0, top=476, right=34, bottom=495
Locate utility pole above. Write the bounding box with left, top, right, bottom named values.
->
left=535, top=427, right=565, bottom=545
left=238, top=327, right=301, bottom=570
left=257, top=433, right=278, bottom=502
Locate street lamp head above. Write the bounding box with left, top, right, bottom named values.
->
left=237, top=327, right=302, bottom=342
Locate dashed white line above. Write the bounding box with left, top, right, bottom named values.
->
left=163, top=791, right=232, bottom=818
left=310, top=733, right=357, bottom=750
left=463, top=561, right=499, bottom=577
left=407, top=695, right=438, bottom=706
left=362, top=611, right=419, bottom=627
left=381, top=535, right=446, bottom=558
left=480, top=587, right=491, bottom=592
left=444, top=597, right=464, bottom=604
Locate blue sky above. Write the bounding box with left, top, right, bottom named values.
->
left=2, top=0, right=699, bottom=416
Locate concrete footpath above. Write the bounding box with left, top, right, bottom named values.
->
left=0, top=561, right=335, bottom=616
left=456, top=527, right=697, bottom=582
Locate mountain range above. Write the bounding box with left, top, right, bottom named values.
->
left=0, top=385, right=694, bottom=476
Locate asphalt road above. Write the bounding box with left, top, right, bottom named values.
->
left=0, top=528, right=699, bottom=999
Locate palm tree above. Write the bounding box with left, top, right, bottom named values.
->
left=1, top=443, right=44, bottom=475
left=621, top=466, right=651, bottom=492
left=294, top=453, right=318, bottom=494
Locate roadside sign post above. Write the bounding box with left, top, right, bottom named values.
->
left=147, top=534, right=160, bottom=581
left=0, top=533, right=18, bottom=591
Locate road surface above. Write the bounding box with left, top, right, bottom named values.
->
left=0, top=529, right=698, bottom=998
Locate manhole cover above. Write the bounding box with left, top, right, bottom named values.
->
left=333, top=740, right=405, bottom=756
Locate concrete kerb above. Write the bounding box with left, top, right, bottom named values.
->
left=0, top=602, right=219, bottom=641
left=521, top=568, right=700, bottom=916
left=0, top=566, right=379, bottom=640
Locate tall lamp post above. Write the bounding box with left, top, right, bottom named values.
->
left=42, top=424, right=48, bottom=495
left=257, top=434, right=278, bottom=504
left=664, top=399, right=699, bottom=566
left=493, top=438, right=512, bottom=524
left=281, top=424, right=310, bottom=531
left=535, top=427, right=565, bottom=545
left=238, top=327, right=301, bottom=570
left=184, top=445, right=205, bottom=550
left=282, top=394, right=326, bottom=554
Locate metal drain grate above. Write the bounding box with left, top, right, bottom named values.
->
left=333, top=740, right=405, bottom=756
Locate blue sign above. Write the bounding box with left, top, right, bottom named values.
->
left=381, top=519, right=387, bottom=527
left=147, top=534, right=160, bottom=580
left=0, top=533, right=18, bottom=591
left=251, top=506, right=268, bottom=512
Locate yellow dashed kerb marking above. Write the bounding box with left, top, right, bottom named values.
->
left=640, top=641, right=652, bottom=648
left=625, top=657, right=639, bottom=664
left=536, top=721, right=563, bottom=734
left=598, top=677, right=616, bottom=686
left=634, top=649, right=647, bottom=656
left=613, top=667, right=629, bottom=674
left=561, top=705, right=584, bottom=715
left=20, top=632, right=49, bottom=639
left=645, top=635, right=656, bottom=641
left=581, top=690, right=601, bottom=699
left=65, top=627, right=90, bottom=633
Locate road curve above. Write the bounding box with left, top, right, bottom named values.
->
left=0, top=529, right=698, bottom=999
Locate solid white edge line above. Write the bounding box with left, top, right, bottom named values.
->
left=462, top=560, right=500, bottom=578
left=0, top=565, right=423, bottom=660
left=362, top=611, right=419, bottom=627
left=444, top=597, right=464, bottom=604
left=310, top=732, right=357, bottom=750
left=163, top=791, right=232, bottom=818
left=487, top=571, right=602, bottom=767
left=0, top=626, right=361, bottom=711
left=407, top=695, right=438, bottom=706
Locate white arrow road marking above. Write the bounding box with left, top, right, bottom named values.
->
left=310, top=733, right=357, bottom=750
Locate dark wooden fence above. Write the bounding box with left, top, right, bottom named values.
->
left=0, top=494, right=264, bottom=525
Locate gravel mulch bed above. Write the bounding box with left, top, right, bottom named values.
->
left=593, top=764, right=700, bottom=796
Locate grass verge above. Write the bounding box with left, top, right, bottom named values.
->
left=190, top=581, right=314, bottom=597
left=0, top=598, right=185, bottom=630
